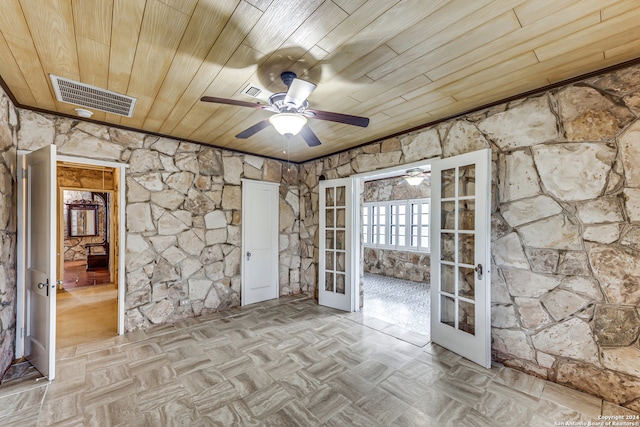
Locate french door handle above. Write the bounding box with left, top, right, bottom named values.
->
left=37, top=279, right=50, bottom=296
left=246, top=251, right=252, bottom=261
left=475, top=264, right=483, bottom=280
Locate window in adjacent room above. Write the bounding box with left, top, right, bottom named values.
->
left=363, top=198, right=430, bottom=252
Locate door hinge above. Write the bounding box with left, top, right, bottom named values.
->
left=21, top=327, right=25, bottom=338
left=21, top=167, right=27, bottom=179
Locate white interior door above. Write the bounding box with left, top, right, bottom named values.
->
left=25, top=144, right=57, bottom=379
left=430, top=148, right=491, bottom=368
left=241, top=179, right=279, bottom=306
left=319, top=178, right=354, bottom=312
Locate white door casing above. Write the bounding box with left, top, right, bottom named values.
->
left=241, top=179, right=279, bottom=306
left=319, top=178, right=355, bottom=312
left=430, top=148, right=492, bottom=369
left=25, top=144, right=57, bottom=379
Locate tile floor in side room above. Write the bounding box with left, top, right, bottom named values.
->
left=363, top=273, right=430, bottom=337
left=1, top=295, right=637, bottom=426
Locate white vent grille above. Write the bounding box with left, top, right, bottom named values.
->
left=241, top=84, right=262, bottom=98
left=50, top=74, right=137, bottom=117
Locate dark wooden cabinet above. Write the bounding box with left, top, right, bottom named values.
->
left=85, top=242, right=109, bottom=271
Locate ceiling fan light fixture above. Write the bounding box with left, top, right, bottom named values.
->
left=404, top=168, right=428, bottom=186
left=405, top=175, right=424, bottom=186
left=269, top=113, right=307, bottom=136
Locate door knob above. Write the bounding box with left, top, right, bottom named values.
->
left=37, top=280, right=50, bottom=296
left=475, top=264, right=483, bottom=280
left=246, top=251, right=252, bottom=261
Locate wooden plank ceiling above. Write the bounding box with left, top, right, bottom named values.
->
left=0, top=0, right=639, bottom=162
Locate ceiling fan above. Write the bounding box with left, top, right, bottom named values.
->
left=200, top=71, right=369, bottom=147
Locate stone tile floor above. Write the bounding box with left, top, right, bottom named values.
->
left=363, top=273, right=430, bottom=337
left=1, top=296, right=637, bottom=426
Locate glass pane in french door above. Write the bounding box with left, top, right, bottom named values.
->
left=326, top=187, right=334, bottom=206
left=325, top=272, right=334, bottom=291
left=439, top=165, right=476, bottom=336
left=325, top=184, right=347, bottom=295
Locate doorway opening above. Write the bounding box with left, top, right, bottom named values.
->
left=56, top=162, right=119, bottom=348
left=355, top=161, right=433, bottom=341
left=16, top=148, right=127, bottom=378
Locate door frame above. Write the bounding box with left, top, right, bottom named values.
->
left=351, top=159, right=435, bottom=310
left=240, top=178, right=280, bottom=306
left=16, top=151, right=128, bottom=358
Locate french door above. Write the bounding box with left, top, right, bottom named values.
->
left=430, top=149, right=491, bottom=368
left=318, top=178, right=355, bottom=311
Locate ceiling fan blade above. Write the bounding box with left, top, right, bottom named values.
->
left=201, top=96, right=268, bottom=110
left=306, top=109, right=369, bottom=127
left=299, top=125, right=321, bottom=147
left=236, top=119, right=271, bottom=139
left=284, top=78, right=316, bottom=108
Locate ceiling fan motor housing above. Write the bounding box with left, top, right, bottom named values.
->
left=268, top=92, right=308, bottom=114
left=280, top=71, right=297, bottom=87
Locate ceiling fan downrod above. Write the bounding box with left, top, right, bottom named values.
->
left=280, top=71, right=297, bottom=87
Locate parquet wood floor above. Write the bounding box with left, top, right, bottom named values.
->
left=1, top=296, right=636, bottom=426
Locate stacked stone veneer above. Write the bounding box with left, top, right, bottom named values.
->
left=363, top=248, right=429, bottom=283
left=0, top=87, right=18, bottom=378
left=363, top=176, right=431, bottom=282
left=16, top=112, right=302, bottom=332
left=300, top=66, right=640, bottom=410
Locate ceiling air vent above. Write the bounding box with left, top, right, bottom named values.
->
left=50, top=74, right=137, bottom=117
left=241, top=84, right=262, bottom=98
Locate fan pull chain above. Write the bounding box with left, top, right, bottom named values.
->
left=287, top=136, right=291, bottom=173
left=282, top=134, right=291, bottom=173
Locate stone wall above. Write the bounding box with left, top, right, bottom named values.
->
left=0, top=87, right=18, bottom=380
left=364, top=175, right=431, bottom=201
left=363, top=176, right=430, bottom=282
left=16, top=111, right=301, bottom=331
left=299, top=65, right=640, bottom=410
left=363, top=247, right=429, bottom=283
